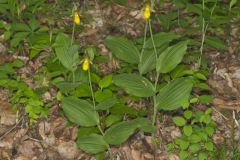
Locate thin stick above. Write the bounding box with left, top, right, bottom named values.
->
left=213, top=107, right=228, bottom=121
left=0, top=118, right=23, bottom=140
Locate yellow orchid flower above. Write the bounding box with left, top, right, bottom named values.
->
left=82, top=57, right=89, bottom=71
left=74, top=12, right=80, bottom=25
left=143, top=4, right=151, bottom=20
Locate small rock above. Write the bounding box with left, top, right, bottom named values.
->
left=170, top=127, right=182, bottom=139
left=43, top=133, right=56, bottom=146
left=57, top=141, right=79, bottom=159
left=232, top=69, right=240, bottom=79
left=42, top=92, right=52, bottom=101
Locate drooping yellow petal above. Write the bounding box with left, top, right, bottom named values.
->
left=143, top=4, right=151, bottom=20
left=82, top=57, right=89, bottom=71
left=74, top=12, right=80, bottom=25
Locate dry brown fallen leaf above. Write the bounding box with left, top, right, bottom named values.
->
left=0, top=148, right=11, bottom=160
left=0, top=101, right=16, bottom=126
left=14, top=155, right=30, bottom=160
left=0, top=132, right=15, bottom=149
left=213, top=98, right=240, bottom=110
left=18, top=140, right=43, bottom=159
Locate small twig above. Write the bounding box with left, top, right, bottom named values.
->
left=28, top=137, right=42, bottom=143
left=213, top=107, right=229, bottom=121
left=233, top=111, right=239, bottom=127
left=0, top=118, right=23, bottom=140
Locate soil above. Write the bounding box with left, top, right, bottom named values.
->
left=0, top=1, right=239, bottom=160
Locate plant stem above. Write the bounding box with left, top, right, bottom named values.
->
left=148, top=20, right=158, bottom=60
left=71, top=6, right=76, bottom=82
left=98, top=125, right=114, bottom=160
left=88, top=69, right=96, bottom=108
left=152, top=73, right=159, bottom=126
left=198, top=0, right=205, bottom=69
left=71, top=22, right=75, bottom=45
left=88, top=69, right=113, bottom=159
left=177, top=8, right=180, bottom=27
left=198, top=19, right=205, bottom=69
left=88, top=68, right=100, bottom=135
left=97, top=124, right=104, bottom=135
left=148, top=20, right=160, bottom=126
left=139, top=22, right=148, bottom=67
left=107, top=148, right=114, bottom=160
left=198, top=0, right=216, bottom=69
left=231, top=113, right=235, bottom=159
left=98, top=126, right=113, bottom=159
left=72, top=71, right=75, bottom=83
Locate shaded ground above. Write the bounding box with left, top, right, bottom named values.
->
left=0, top=1, right=240, bottom=160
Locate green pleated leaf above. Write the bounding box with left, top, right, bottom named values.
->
left=105, top=114, right=122, bottom=127
left=105, top=36, right=140, bottom=64
left=230, top=0, right=238, bottom=10
left=131, top=118, right=156, bottom=133
left=186, top=4, right=203, bottom=15
left=104, top=121, right=136, bottom=145
left=10, top=32, right=29, bottom=47
left=145, top=32, right=180, bottom=48
left=139, top=49, right=156, bottom=75
left=138, top=32, right=179, bottom=75
left=12, top=23, right=31, bottom=32
left=55, top=81, right=81, bottom=93
left=98, top=75, right=112, bottom=89
left=113, top=73, right=155, bottom=97
left=96, top=97, right=118, bottom=111
left=138, top=43, right=168, bottom=75
left=103, top=118, right=153, bottom=145
left=53, top=33, right=79, bottom=72
left=156, top=78, right=193, bottom=110
left=205, top=36, right=226, bottom=50
left=156, top=41, right=188, bottom=74
left=77, top=134, right=109, bottom=154
left=110, top=104, right=138, bottom=117
left=112, top=0, right=127, bottom=6
left=62, top=97, right=99, bottom=127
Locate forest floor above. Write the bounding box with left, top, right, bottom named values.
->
left=0, top=1, right=239, bottom=160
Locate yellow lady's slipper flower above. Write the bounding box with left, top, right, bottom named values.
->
left=143, top=4, right=151, bottom=20
left=74, top=12, right=80, bottom=25
left=82, top=57, right=89, bottom=71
